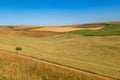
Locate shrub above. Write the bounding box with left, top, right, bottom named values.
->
left=15, top=47, right=23, bottom=53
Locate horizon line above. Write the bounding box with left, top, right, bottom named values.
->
left=0, top=20, right=120, bottom=27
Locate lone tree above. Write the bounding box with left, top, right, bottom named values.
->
left=15, top=47, right=23, bottom=53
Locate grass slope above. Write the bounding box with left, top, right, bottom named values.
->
left=70, top=26, right=120, bottom=36
left=0, top=34, right=120, bottom=79
left=1, top=51, right=106, bottom=80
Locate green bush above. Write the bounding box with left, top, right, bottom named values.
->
left=15, top=47, right=23, bottom=53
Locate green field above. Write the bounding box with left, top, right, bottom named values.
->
left=0, top=32, right=120, bottom=79
left=70, top=26, right=120, bottom=36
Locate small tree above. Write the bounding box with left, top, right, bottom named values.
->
left=15, top=47, right=23, bottom=53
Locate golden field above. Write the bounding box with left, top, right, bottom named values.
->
left=0, top=22, right=120, bottom=80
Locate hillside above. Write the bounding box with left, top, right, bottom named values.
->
left=0, top=34, right=120, bottom=79
left=0, top=50, right=112, bottom=80
left=0, top=26, right=60, bottom=37
left=0, top=21, right=120, bottom=37
left=0, top=22, right=120, bottom=80
left=70, top=26, right=120, bottom=36
left=66, top=21, right=120, bottom=28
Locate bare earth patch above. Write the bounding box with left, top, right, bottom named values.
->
left=32, top=27, right=103, bottom=32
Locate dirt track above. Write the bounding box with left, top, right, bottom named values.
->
left=0, top=50, right=117, bottom=80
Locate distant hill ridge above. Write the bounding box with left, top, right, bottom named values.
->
left=67, top=21, right=120, bottom=28
left=0, top=21, right=120, bottom=28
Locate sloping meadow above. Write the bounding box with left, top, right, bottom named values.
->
left=0, top=51, right=106, bottom=80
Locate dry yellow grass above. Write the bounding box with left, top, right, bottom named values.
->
left=0, top=23, right=119, bottom=80
left=0, top=34, right=120, bottom=79
left=0, top=50, right=110, bottom=80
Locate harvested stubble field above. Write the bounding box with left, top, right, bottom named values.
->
left=31, top=27, right=103, bottom=32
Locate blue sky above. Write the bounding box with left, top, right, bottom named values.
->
left=0, top=0, right=120, bottom=26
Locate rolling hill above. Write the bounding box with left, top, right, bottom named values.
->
left=0, top=21, right=120, bottom=80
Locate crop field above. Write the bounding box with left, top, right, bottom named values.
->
left=0, top=24, right=120, bottom=80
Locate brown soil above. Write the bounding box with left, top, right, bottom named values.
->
left=0, top=26, right=60, bottom=37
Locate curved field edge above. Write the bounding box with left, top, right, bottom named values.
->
left=0, top=51, right=111, bottom=80
left=0, top=34, right=120, bottom=79
left=69, top=26, right=120, bottom=36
